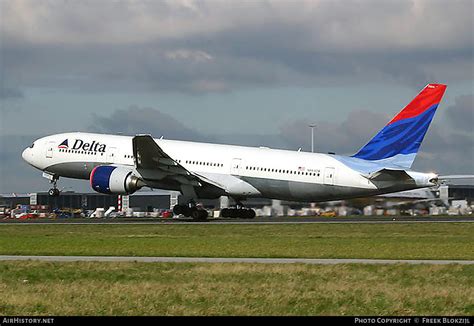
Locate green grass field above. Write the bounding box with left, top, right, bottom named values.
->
left=1, top=222, right=473, bottom=315
left=0, top=261, right=473, bottom=316
left=0, top=223, right=473, bottom=259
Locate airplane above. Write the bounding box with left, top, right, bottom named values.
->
left=22, top=83, right=448, bottom=220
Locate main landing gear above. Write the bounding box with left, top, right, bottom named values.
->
left=173, top=203, right=208, bottom=220
left=220, top=207, right=256, bottom=219
left=220, top=202, right=256, bottom=219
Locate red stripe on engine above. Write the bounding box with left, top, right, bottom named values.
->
left=89, top=166, right=99, bottom=188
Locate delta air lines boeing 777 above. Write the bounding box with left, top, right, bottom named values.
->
left=22, top=84, right=447, bottom=219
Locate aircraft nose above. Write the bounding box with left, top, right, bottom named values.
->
left=22, top=147, right=32, bottom=164
left=22, top=147, right=28, bottom=160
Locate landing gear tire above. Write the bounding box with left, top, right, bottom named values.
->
left=173, top=204, right=189, bottom=216
left=220, top=208, right=255, bottom=219
left=244, top=209, right=256, bottom=219
left=173, top=205, right=184, bottom=216
left=48, top=188, right=60, bottom=197
left=191, top=208, right=208, bottom=221
left=173, top=204, right=208, bottom=220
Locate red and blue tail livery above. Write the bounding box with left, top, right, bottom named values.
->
left=352, top=84, right=447, bottom=168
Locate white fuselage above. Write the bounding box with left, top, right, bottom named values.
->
left=22, top=132, right=436, bottom=202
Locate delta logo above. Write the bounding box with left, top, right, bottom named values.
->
left=58, top=139, right=106, bottom=152
left=58, top=139, right=69, bottom=149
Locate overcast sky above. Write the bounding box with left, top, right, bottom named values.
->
left=0, top=0, right=473, bottom=193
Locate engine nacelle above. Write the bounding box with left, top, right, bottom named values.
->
left=90, top=166, right=143, bottom=195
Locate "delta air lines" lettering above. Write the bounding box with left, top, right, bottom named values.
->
left=59, top=139, right=107, bottom=152
left=73, top=139, right=106, bottom=152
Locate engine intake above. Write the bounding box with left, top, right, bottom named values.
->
left=90, top=166, right=143, bottom=194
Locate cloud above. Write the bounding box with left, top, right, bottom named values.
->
left=415, top=94, right=474, bottom=174
left=1, top=0, right=472, bottom=192
left=164, top=49, right=213, bottom=62
left=416, top=129, right=473, bottom=174
left=0, top=86, right=23, bottom=100
left=278, top=101, right=474, bottom=174
left=88, top=106, right=212, bottom=142
left=446, top=95, right=474, bottom=132
left=4, top=1, right=471, bottom=50
left=279, top=110, right=390, bottom=154
left=1, top=0, right=472, bottom=94
left=0, top=135, right=47, bottom=193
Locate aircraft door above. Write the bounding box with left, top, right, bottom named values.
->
left=230, top=158, right=242, bottom=175
left=324, top=167, right=335, bottom=185
left=107, top=147, right=117, bottom=163
left=46, top=141, right=55, bottom=158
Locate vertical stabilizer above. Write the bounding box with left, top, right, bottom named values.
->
left=352, top=84, right=447, bottom=168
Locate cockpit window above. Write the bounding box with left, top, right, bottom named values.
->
left=29, top=143, right=35, bottom=148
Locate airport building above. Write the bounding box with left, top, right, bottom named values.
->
left=0, top=191, right=175, bottom=211
left=0, top=191, right=282, bottom=211
left=1, top=184, right=474, bottom=217
left=27, top=190, right=177, bottom=211
left=444, top=185, right=474, bottom=202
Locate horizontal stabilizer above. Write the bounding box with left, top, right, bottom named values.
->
left=368, top=169, right=413, bottom=182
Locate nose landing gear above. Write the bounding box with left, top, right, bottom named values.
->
left=45, top=174, right=60, bottom=197
left=48, top=187, right=60, bottom=197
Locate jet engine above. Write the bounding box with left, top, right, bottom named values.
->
left=90, top=166, right=143, bottom=195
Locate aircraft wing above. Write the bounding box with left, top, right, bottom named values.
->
left=132, top=135, right=226, bottom=190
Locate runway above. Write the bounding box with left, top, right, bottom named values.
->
left=1, top=216, right=473, bottom=224
left=1, top=255, right=472, bottom=265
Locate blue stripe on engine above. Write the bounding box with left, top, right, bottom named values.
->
left=91, top=166, right=116, bottom=194
left=353, top=104, right=438, bottom=161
